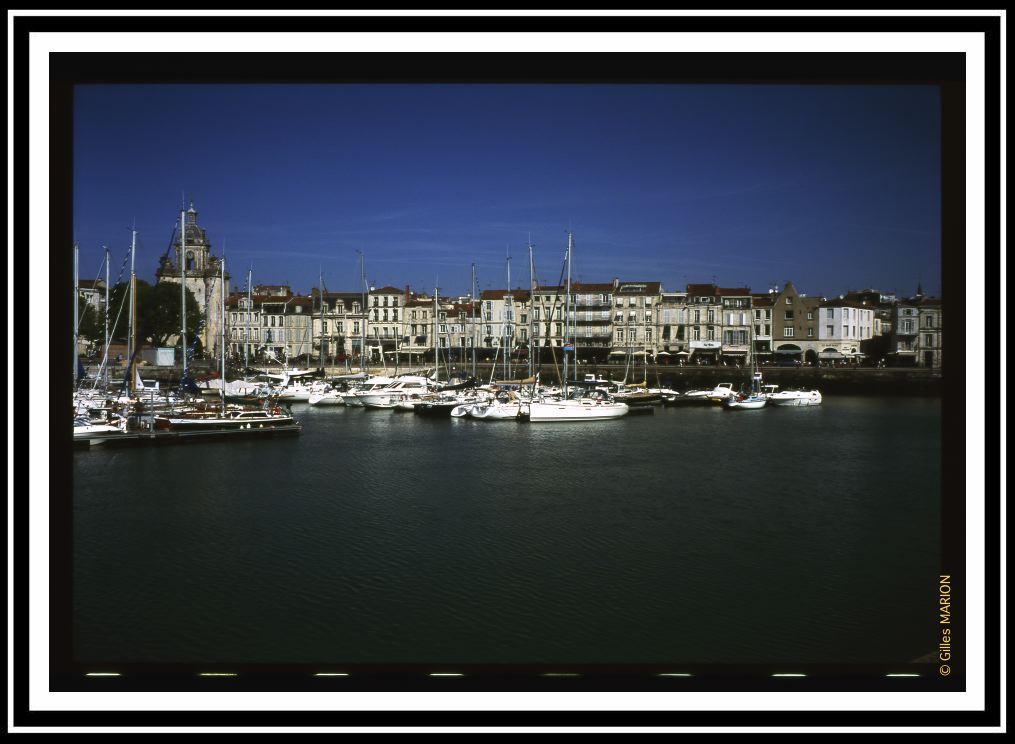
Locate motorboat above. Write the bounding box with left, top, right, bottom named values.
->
left=768, top=389, right=823, bottom=407
left=308, top=389, right=345, bottom=406
left=707, top=382, right=735, bottom=403
left=341, top=375, right=397, bottom=407
left=73, top=406, right=128, bottom=446
left=358, top=376, right=433, bottom=409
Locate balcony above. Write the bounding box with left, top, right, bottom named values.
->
left=573, top=297, right=612, bottom=309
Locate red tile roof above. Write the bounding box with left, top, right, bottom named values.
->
left=686, top=283, right=718, bottom=296
left=480, top=289, right=530, bottom=301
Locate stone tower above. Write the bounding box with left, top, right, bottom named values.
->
left=156, top=203, right=231, bottom=359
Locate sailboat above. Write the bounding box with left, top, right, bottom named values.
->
left=723, top=325, right=767, bottom=410
left=153, top=254, right=299, bottom=432
left=527, top=231, right=629, bottom=422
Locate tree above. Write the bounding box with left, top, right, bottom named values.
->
left=76, top=296, right=105, bottom=349
left=107, top=279, right=205, bottom=348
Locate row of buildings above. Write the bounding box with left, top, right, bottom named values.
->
left=79, top=205, right=944, bottom=369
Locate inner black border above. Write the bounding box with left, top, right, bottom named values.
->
left=19, top=13, right=999, bottom=729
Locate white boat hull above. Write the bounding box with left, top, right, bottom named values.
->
left=527, top=400, right=629, bottom=422
left=768, top=391, right=822, bottom=406
left=724, top=397, right=767, bottom=410
left=308, top=393, right=345, bottom=406
left=468, top=403, right=521, bottom=420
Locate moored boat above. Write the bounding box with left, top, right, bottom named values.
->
left=768, top=389, right=823, bottom=406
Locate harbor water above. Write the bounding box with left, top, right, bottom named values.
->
left=73, top=396, right=942, bottom=666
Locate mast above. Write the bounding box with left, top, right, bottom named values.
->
left=128, top=228, right=137, bottom=394
left=103, top=246, right=110, bottom=387
left=528, top=239, right=534, bottom=379
left=470, top=263, right=477, bottom=379
left=73, top=242, right=79, bottom=390
left=245, top=266, right=251, bottom=370
left=505, top=248, right=511, bottom=382
left=180, top=207, right=187, bottom=379
left=319, top=269, right=325, bottom=374
left=433, top=285, right=438, bottom=384
left=563, top=230, right=572, bottom=396
left=358, top=251, right=366, bottom=371
left=220, top=254, right=226, bottom=414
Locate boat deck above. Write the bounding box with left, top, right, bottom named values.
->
left=74, top=423, right=303, bottom=448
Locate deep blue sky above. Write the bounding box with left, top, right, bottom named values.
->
left=73, top=84, right=941, bottom=298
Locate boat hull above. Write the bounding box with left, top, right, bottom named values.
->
left=413, top=402, right=461, bottom=417
left=723, top=398, right=767, bottom=410
left=768, top=392, right=822, bottom=407
left=527, top=400, right=629, bottom=421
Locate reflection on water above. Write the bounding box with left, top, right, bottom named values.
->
left=73, top=397, right=941, bottom=665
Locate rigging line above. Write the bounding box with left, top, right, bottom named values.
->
left=90, top=273, right=134, bottom=391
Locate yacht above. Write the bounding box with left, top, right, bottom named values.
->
left=358, top=376, right=434, bottom=409
left=768, top=389, right=823, bottom=407
left=526, top=389, right=629, bottom=422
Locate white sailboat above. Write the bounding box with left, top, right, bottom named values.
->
left=527, top=231, right=628, bottom=423
left=723, top=327, right=767, bottom=410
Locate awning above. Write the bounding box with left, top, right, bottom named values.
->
left=655, top=351, right=672, bottom=356
left=608, top=350, right=627, bottom=356
left=675, top=351, right=690, bottom=356
left=818, top=351, right=845, bottom=359
left=775, top=348, right=803, bottom=355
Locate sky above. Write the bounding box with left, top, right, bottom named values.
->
left=72, top=83, right=942, bottom=299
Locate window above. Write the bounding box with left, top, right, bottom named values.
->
left=322, top=321, right=328, bottom=333
left=785, top=311, right=794, bottom=320
left=925, top=333, right=933, bottom=346
left=807, top=328, right=813, bottom=338
left=784, top=328, right=795, bottom=337
left=806, top=311, right=813, bottom=320
left=616, top=328, right=624, bottom=341
left=392, top=310, right=398, bottom=321
left=786, top=297, right=792, bottom=304
left=827, top=325, right=834, bottom=337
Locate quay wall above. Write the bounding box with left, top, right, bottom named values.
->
left=95, top=361, right=943, bottom=396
